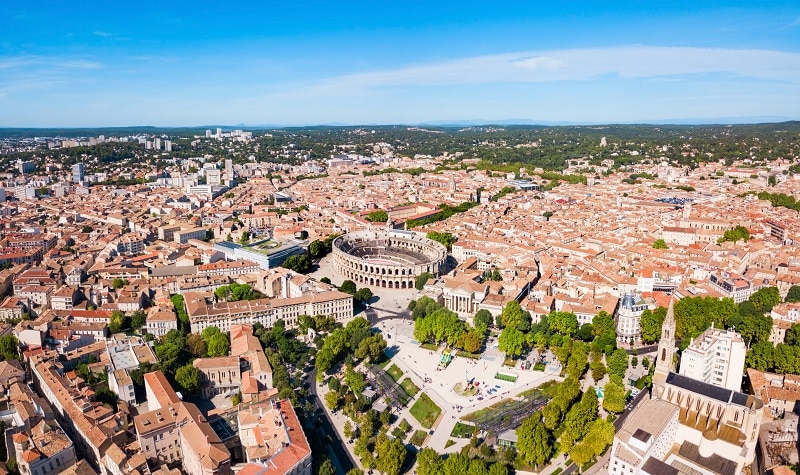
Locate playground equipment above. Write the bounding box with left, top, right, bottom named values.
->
left=439, top=350, right=453, bottom=368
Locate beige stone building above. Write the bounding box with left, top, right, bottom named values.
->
left=193, top=356, right=241, bottom=399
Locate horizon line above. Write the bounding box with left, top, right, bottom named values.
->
left=2, top=117, right=799, bottom=130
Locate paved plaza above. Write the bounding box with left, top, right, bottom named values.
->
left=310, top=253, right=417, bottom=315
left=311, top=252, right=564, bottom=461
left=373, top=319, right=563, bottom=452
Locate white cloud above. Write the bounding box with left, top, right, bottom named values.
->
left=277, top=45, right=800, bottom=97
left=0, top=56, right=103, bottom=70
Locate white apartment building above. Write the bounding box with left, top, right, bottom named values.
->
left=206, top=168, right=222, bottom=186
left=615, top=293, right=648, bottom=346
left=679, top=325, right=747, bottom=391
left=709, top=272, right=754, bottom=303
left=174, top=227, right=207, bottom=244
left=108, top=369, right=136, bottom=406
left=146, top=306, right=178, bottom=337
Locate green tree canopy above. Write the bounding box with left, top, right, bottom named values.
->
left=202, top=327, right=231, bottom=357
left=365, top=210, right=389, bottom=223
left=108, top=310, right=130, bottom=334
left=607, top=349, right=629, bottom=379
left=416, top=448, right=443, bottom=475
left=214, top=283, right=262, bottom=302
left=0, top=335, right=19, bottom=361
left=414, top=308, right=467, bottom=347
left=340, top=280, right=357, bottom=294
left=718, top=225, right=751, bottom=243
left=548, top=311, right=578, bottom=337
left=354, top=334, right=387, bottom=362
left=748, top=286, right=781, bottom=313
left=460, top=330, right=484, bottom=354
left=592, top=311, right=615, bottom=337
left=416, top=272, right=434, bottom=290
left=426, top=231, right=455, bottom=251
left=131, top=310, right=147, bottom=329
left=442, top=453, right=470, bottom=475
left=318, top=459, right=336, bottom=475
left=786, top=323, right=800, bottom=346
left=568, top=419, right=615, bottom=467
left=640, top=307, right=666, bottom=343
left=473, top=309, right=493, bottom=329
left=675, top=296, right=737, bottom=339
left=560, top=388, right=599, bottom=453
left=652, top=239, right=668, bottom=249
left=374, top=432, right=406, bottom=475
left=175, top=363, right=199, bottom=394
left=786, top=286, right=800, bottom=303
left=499, top=327, right=525, bottom=357
left=728, top=311, right=772, bottom=345
left=354, top=287, right=373, bottom=302
left=498, top=301, right=531, bottom=331
left=281, top=254, right=312, bottom=274
left=516, top=413, right=553, bottom=467
left=602, top=376, right=626, bottom=414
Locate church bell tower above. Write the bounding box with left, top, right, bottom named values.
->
left=652, top=296, right=677, bottom=398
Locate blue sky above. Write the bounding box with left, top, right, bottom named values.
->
left=1, top=1, right=799, bottom=126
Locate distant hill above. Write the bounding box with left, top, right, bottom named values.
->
left=1, top=120, right=799, bottom=139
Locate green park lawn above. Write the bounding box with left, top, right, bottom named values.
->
left=409, top=429, right=428, bottom=446
left=450, top=422, right=476, bottom=438
left=409, top=393, right=442, bottom=429
left=386, top=364, right=404, bottom=382
left=495, top=372, right=518, bottom=382
left=399, top=377, right=420, bottom=397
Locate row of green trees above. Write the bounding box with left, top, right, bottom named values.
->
left=316, top=317, right=387, bottom=377
left=350, top=407, right=406, bottom=475
left=757, top=191, right=800, bottom=211
left=516, top=360, right=615, bottom=468
left=365, top=210, right=389, bottom=222
left=417, top=449, right=509, bottom=475
left=426, top=231, right=455, bottom=251
left=495, top=301, right=618, bottom=360
left=641, top=287, right=784, bottom=346
left=411, top=297, right=486, bottom=353
left=406, top=201, right=479, bottom=228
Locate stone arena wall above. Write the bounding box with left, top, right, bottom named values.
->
left=332, top=230, right=447, bottom=289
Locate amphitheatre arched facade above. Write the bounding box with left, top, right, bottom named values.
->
left=332, top=230, right=447, bottom=289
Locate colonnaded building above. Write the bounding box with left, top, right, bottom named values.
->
left=332, top=230, right=448, bottom=289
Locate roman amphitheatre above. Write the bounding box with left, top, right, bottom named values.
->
left=331, top=230, right=447, bottom=289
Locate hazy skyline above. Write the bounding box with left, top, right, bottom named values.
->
left=2, top=1, right=799, bottom=127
